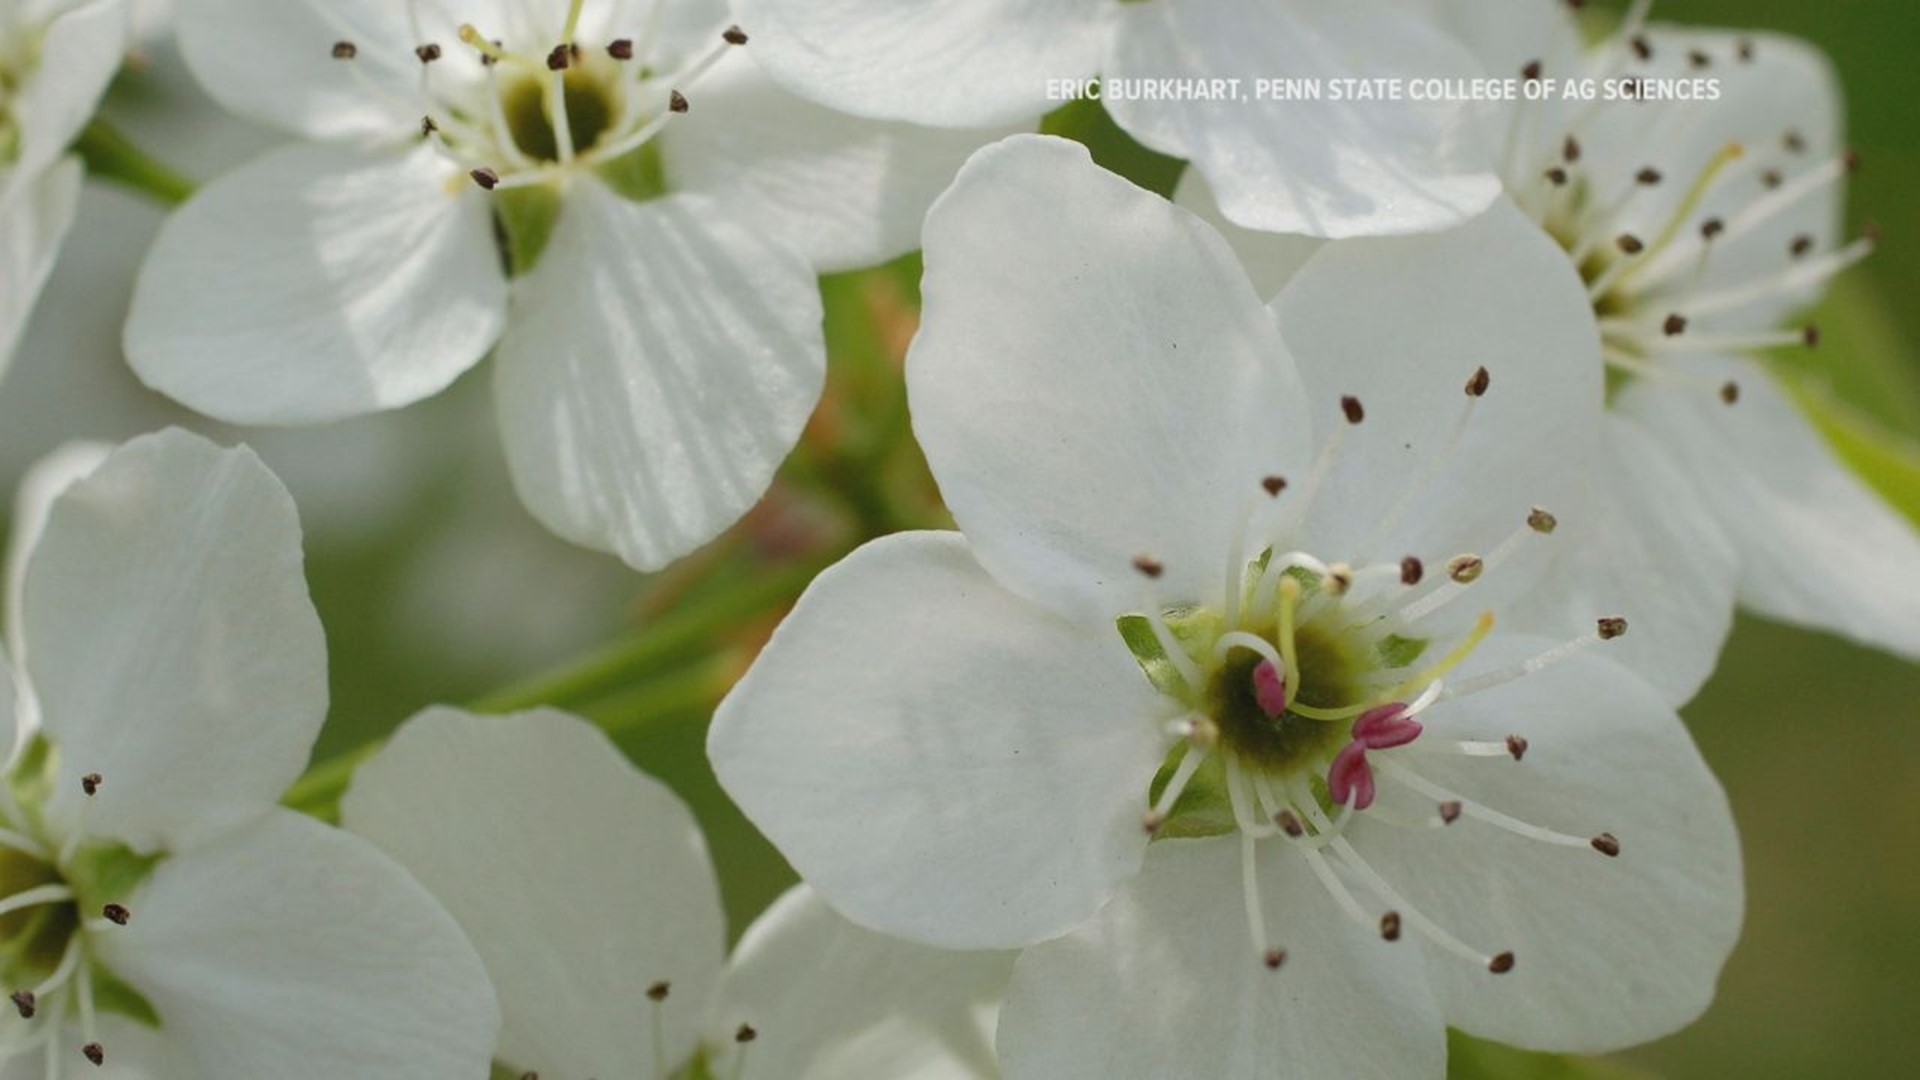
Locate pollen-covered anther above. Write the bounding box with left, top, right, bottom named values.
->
left=669, top=90, right=690, bottom=114
left=1324, top=563, right=1354, bottom=596
left=1261, top=474, right=1287, bottom=497
left=81, top=772, right=103, bottom=796
left=1263, top=948, right=1286, bottom=971
left=1488, top=951, right=1517, bottom=974
left=9, top=991, right=33, bottom=1019
left=1380, top=911, right=1403, bottom=942
left=1131, top=554, right=1164, bottom=579
left=1340, top=395, right=1365, bottom=424
left=102, top=903, right=131, bottom=926
left=735, top=1023, right=758, bottom=1044
left=415, top=43, right=442, bottom=63
left=1504, top=734, right=1529, bottom=762
left=1400, top=556, right=1424, bottom=586
left=1438, top=800, right=1463, bottom=825
left=330, top=40, right=357, bottom=59
left=1465, top=365, right=1491, bottom=397
left=1597, top=616, right=1629, bottom=640
left=83, top=1043, right=104, bottom=1067
left=1141, top=810, right=1166, bottom=836
left=1526, top=507, right=1558, bottom=534
left=1616, top=233, right=1645, bottom=255
left=1274, top=809, right=1305, bottom=839
left=645, top=980, right=671, bottom=1002
left=1186, top=716, right=1220, bottom=751
left=723, top=25, right=750, bottom=46
left=470, top=168, right=501, bottom=191
left=1663, top=313, right=1688, bottom=336
left=1447, top=555, right=1483, bottom=584
left=1591, top=832, right=1622, bottom=857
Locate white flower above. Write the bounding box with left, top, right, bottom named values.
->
left=708, top=135, right=1743, bottom=1076
left=126, top=0, right=1002, bottom=572
left=729, top=0, right=1504, bottom=238
left=0, top=429, right=499, bottom=1076
left=342, top=705, right=1012, bottom=1080
left=0, top=0, right=129, bottom=378
left=1187, top=1, right=1920, bottom=697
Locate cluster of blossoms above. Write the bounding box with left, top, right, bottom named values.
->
left=0, top=0, right=1913, bottom=1077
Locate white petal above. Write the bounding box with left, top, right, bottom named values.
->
left=1169, top=169, right=1323, bottom=302
left=341, top=706, right=726, bottom=1080
left=11, top=0, right=130, bottom=179
left=494, top=180, right=824, bottom=571
left=126, top=141, right=506, bottom=425
left=1357, top=637, right=1742, bottom=1051
left=709, top=532, right=1166, bottom=950
left=728, top=0, right=1110, bottom=127
left=662, top=53, right=1011, bottom=273
left=998, top=837, right=1444, bottom=1080
left=1506, top=414, right=1738, bottom=706
left=0, top=158, right=82, bottom=380
left=1272, top=198, right=1602, bottom=574
left=20, top=430, right=327, bottom=850
left=1107, top=0, right=1500, bottom=238
left=1624, top=357, right=1920, bottom=660
left=0, top=655, right=14, bottom=772
left=714, top=886, right=1012, bottom=1080
left=908, top=135, right=1313, bottom=624
left=99, top=810, right=500, bottom=1079
left=172, top=0, right=426, bottom=139
left=4, top=440, right=112, bottom=743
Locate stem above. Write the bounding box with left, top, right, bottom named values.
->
left=72, top=119, right=195, bottom=206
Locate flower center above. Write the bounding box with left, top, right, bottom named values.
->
left=499, top=64, right=618, bottom=164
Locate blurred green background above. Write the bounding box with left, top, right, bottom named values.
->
left=2, top=1, right=1916, bottom=1077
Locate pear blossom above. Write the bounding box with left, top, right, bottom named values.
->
left=729, top=0, right=1504, bottom=238
left=709, top=136, right=1742, bottom=1076
left=0, top=0, right=128, bottom=378
left=0, top=429, right=499, bottom=1076
left=342, top=705, right=1012, bottom=1080
left=126, top=0, right=1002, bottom=572
left=1185, top=0, right=1920, bottom=699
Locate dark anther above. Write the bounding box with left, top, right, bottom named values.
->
left=470, top=168, right=501, bottom=191
left=723, top=25, right=750, bottom=46
left=1788, top=235, right=1814, bottom=259
left=481, top=39, right=503, bottom=66
left=646, top=980, right=671, bottom=1002
left=331, top=41, right=358, bottom=60
left=1616, top=233, right=1645, bottom=255
left=415, top=43, right=442, bottom=63
left=1132, top=555, right=1164, bottom=579
left=1630, top=35, right=1652, bottom=61
left=1635, top=167, right=1662, bottom=185
left=1663, top=313, right=1688, bottom=336
left=1520, top=59, right=1543, bottom=82
left=1527, top=507, right=1558, bottom=534
left=608, top=38, right=634, bottom=60
left=81, top=772, right=103, bottom=796
left=83, top=1044, right=104, bottom=1067
left=1597, top=616, right=1629, bottom=640
left=1399, top=556, right=1424, bottom=586
left=1737, top=39, right=1754, bottom=62
left=1261, top=475, right=1287, bottom=497
left=10, top=991, right=34, bottom=1019
left=1263, top=949, right=1287, bottom=970
left=421, top=116, right=440, bottom=137
left=1544, top=166, right=1568, bottom=187
left=1504, top=734, right=1529, bottom=761
left=735, top=1023, right=758, bottom=1044
left=1688, top=49, right=1711, bottom=69
left=1802, top=325, right=1821, bottom=348
left=1465, top=365, right=1491, bottom=397
left=1489, top=952, right=1517, bottom=974
left=1761, top=169, right=1782, bottom=189
left=1591, top=832, right=1622, bottom=858
left=1562, top=135, right=1581, bottom=164
left=1720, top=381, right=1741, bottom=406
left=1340, top=395, right=1364, bottom=425
left=102, top=903, right=131, bottom=926
left=1275, top=810, right=1305, bottom=838
left=1438, top=800, right=1463, bottom=824
left=1783, top=129, right=1807, bottom=154
left=1700, top=217, right=1725, bottom=241
left=1845, top=149, right=1862, bottom=173
left=1380, top=912, right=1402, bottom=942
left=669, top=90, right=690, bottom=113
left=547, top=44, right=571, bottom=70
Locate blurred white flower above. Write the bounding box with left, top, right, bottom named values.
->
left=343, top=705, right=1012, bottom=1080
left=1187, top=1, right=1920, bottom=696
left=729, top=0, right=1503, bottom=238
left=0, top=0, right=128, bottom=377
left=709, top=136, right=1742, bottom=1077
left=127, top=0, right=1004, bottom=572
left=0, top=429, right=499, bottom=1076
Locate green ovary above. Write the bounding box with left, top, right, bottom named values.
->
left=501, top=68, right=617, bottom=162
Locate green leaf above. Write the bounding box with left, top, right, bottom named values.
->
left=1778, top=372, right=1920, bottom=529
left=1448, top=1030, right=1653, bottom=1080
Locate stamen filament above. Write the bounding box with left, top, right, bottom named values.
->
left=1377, top=760, right=1592, bottom=849
left=1276, top=577, right=1303, bottom=697
left=1440, top=629, right=1601, bottom=700
left=1615, top=141, right=1746, bottom=288
left=561, top=0, right=587, bottom=42
left=548, top=70, right=576, bottom=163
left=1670, top=238, right=1873, bottom=321
left=1329, top=837, right=1495, bottom=966
left=0, top=884, right=71, bottom=919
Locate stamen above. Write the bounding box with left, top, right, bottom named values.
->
left=1376, top=759, right=1597, bottom=852
left=1144, top=743, right=1208, bottom=834
left=1239, top=823, right=1277, bottom=968
left=0, top=884, right=72, bottom=919
left=1651, top=326, right=1816, bottom=353
left=1670, top=237, right=1872, bottom=321
left=1440, top=620, right=1617, bottom=700
left=1355, top=373, right=1482, bottom=560
left=547, top=68, right=576, bottom=163
left=330, top=41, right=357, bottom=60
left=561, top=0, right=587, bottom=42
left=648, top=979, right=671, bottom=1078
left=1329, top=836, right=1508, bottom=970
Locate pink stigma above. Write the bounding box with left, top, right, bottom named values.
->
left=1352, top=703, right=1423, bottom=750
left=1252, top=659, right=1288, bottom=718
left=1328, top=741, right=1376, bottom=810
